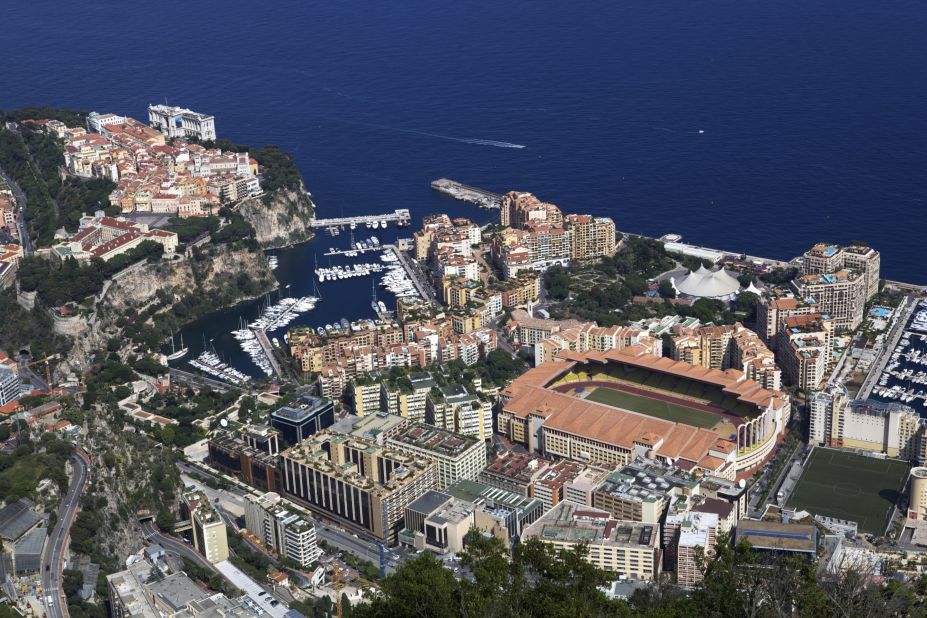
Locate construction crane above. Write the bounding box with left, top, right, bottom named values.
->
left=23, top=354, right=59, bottom=387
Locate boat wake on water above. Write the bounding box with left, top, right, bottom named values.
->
left=321, top=115, right=527, bottom=149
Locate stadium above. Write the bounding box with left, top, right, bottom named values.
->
left=498, top=345, right=791, bottom=478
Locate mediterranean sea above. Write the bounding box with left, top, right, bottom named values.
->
left=2, top=0, right=925, bottom=376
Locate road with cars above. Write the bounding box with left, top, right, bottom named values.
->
left=41, top=448, right=91, bottom=618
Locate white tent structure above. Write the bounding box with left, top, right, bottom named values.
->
left=671, top=265, right=743, bottom=299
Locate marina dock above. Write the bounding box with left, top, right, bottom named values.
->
left=431, top=178, right=502, bottom=209
left=309, top=209, right=411, bottom=231
left=252, top=328, right=284, bottom=379
left=385, top=243, right=438, bottom=305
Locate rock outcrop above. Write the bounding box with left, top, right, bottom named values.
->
left=59, top=244, right=276, bottom=376
left=238, top=184, right=316, bottom=249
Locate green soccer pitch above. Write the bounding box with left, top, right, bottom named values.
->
left=787, top=448, right=909, bottom=535
left=584, top=386, right=720, bottom=429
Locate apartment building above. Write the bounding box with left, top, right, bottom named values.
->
left=499, top=191, right=563, bottom=229
left=382, top=371, right=434, bottom=423
left=279, top=431, right=437, bottom=542
left=427, top=383, right=493, bottom=441
left=792, top=270, right=866, bottom=330
left=243, top=492, right=321, bottom=567
left=663, top=511, right=718, bottom=586
left=350, top=380, right=384, bottom=416
left=775, top=313, right=834, bottom=390
left=479, top=452, right=553, bottom=497
left=182, top=491, right=229, bottom=563
left=535, top=323, right=661, bottom=366
left=207, top=429, right=281, bottom=492
left=729, top=324, right=781, bottom=391
left=0, top=366, right=22, bottom=406
left=387, top=423, right=487, bottom=490
left=671, top=325, right=733, bottom=369
left=809, top=386, right=924, bottom=459
left=756, top=296, right=816, bottom=344
left=522, top=501, right=661, bottom=580
left=532, top=460, right=585, bottom=511
left=802, top=243, right=880, bottom=301
left=564, top=213, right=616, bottom=260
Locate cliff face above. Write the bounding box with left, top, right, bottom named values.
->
left=60, top=244, right=276, bottom=376
left=238, top=184, right=316, bottom=249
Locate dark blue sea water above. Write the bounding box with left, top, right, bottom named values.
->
left=3, top=0, right=925, bottom=376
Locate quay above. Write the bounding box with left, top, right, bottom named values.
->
left=856, top=296, right=918, bottom=400
left=431, top=178, right=501, bottom=209
left=309, top=209, right=411, bottom=230
left=384, top=244, right=438, bottom=305
left=323, top=245, right=382, bottom=257
left=170, top=368, right=242, bottom=392
left=252, top=328, right=284, bottom=378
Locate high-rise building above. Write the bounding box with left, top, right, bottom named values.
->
left=664, top=511, right=719, bottom=586
left=0, top=366, right=21, bottom=406
left=792, top=270, right=867, bottom=331
left=499, top=191, right=563, bottom=229
left=564, top=214, right=616, bottom=260
left=775, top=313, right=834, bottom=391
left=280, top=430, right=437, bottom=542
left=243, top=492, right=321, bottom=567
left=802, top=243, right=880, bottom=301
left=387, top=423, right=487, bottom=490
left=270, top=395, right=335, bottom=446
left=182, top=491, right=229, bottom=563
left=908, top=467, right=927, bottom=521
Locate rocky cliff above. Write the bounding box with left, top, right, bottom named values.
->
left=59, top=244, right=276, bottom=376
left=237, top=184, right=316, bottom=249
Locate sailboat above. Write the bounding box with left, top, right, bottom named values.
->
left=370, top=277, right=379, bottom=314
left=166, top=332, right=188, bottom=360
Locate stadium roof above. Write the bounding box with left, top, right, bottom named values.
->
left=674, top=266, right=742, bottom=299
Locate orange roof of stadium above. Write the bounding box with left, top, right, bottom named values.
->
left=555, top=345, right=787, bottom=409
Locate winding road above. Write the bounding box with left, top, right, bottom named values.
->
left=41, top=448, right=91, bottom=618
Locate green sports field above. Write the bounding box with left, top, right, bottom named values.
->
left=787, top=448, right=909, bottom=535
left=584, top=386, right=720, bottom=429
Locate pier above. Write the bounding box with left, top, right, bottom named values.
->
left=309, top=209, right=411, bottom=230
left=431, top=178, right=501, bottom=209
left=385, top=244, right=438, bottom=305
left=252, top=328, right=284, bottom=378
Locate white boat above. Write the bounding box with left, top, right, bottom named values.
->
left=166, top=333, right=188, bottom=361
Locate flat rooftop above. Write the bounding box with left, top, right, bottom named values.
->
left=596, top=460, right=697, bottom=505
left=445, top=479, right=542, bottom=515
left=407, top=490, right=453, bottom=516
left=271, top=396, right=332, bottom=422
left=736, top=519, right=816, bottom=553
left=523, top=501, right=657, bottom=549
left=389, top=422, right=481, bottom=458
left=481, top=452, right=552, bottom=485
